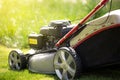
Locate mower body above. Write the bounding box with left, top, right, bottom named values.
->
left=71, top=9, right=120, bottom=68
left=28, top=9, right=120, bottom=73
left=28, top=51, right=55, bottom=74
left=8, top=9, right=120, bottom=80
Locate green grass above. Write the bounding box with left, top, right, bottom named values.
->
left=0, top=45, right=58, bottom=80
left=0, top=0, right=87, bottom=48
left=0, top=0, right=120, bottom=48
left=0, top=0, right=120, bottom=79
left=1, top=44, right=120, bottom=80
left=0, top=0, right=111, bottom=48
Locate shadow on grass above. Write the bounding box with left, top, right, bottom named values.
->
left=6, top=65, right=120, bottom=80
left=28, top=70, right=59, bottom=80
left=27, top=65, right=120, bottom=80
left=77, top=65, right=120, bottom=80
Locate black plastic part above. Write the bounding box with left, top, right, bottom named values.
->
left=40, top=20, right=72, bottom=38
left=8, top=50, right=27, bottom=70
left=66, top=47, right=82, bottom=78
left=54, top=47, right=82, bottom=79
left=49, top=20, right=71, bottom=28
left=40, top=26, right=62, bottom=38
left=75, top=26, right=120, bottom=68
left=28, top=34, right=45, bottom=49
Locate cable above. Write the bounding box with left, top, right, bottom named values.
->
left=87, top=0, right=112, bottom=26
left=71, top=0, right=112, bottom=26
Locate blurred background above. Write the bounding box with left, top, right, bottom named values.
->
left=0, top=0, right=120, bottom=48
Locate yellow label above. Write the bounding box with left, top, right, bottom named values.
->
left=29, top=38, right=37, bottom=44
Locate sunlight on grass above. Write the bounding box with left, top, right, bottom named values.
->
left=0, top=0, right=120, bottom=48
left=0, top=45, right=58, bottom=80
left=1, top=44, right=120, bottom=80
left=0, top=0, right=120, bottom=80
left=0, top=0, right=95, bottom=48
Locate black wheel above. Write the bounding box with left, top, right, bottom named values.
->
left=54, top=47, right=82, bottom=80
left=8, top=49, right=26, bottom=70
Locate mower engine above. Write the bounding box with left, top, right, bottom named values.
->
left=9, top=0, right=114, bottom=79
left=26, top=20, right=73, bottom=74
left=28, top=20, right=72, bottom=50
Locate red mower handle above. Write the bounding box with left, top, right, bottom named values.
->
left=55, top=0, right=109, bottom=47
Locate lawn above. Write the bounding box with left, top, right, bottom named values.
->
left=1, top=44, right=120, bottom=80
left=0, top=0, right=109, bottom=48
left=0, top=45, right=58, bottom=80
left=0, top=0, right=120, bottom=80
left=0, top=0, right=119, bottom=48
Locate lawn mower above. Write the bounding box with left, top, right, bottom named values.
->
left=8, top=0, right=120, bottom=80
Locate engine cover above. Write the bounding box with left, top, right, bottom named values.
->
left=28, top=52, right=55, bottom=74
left=28, top=33, right=45, bottom=49
left=40, top=20, right=71, bottom=38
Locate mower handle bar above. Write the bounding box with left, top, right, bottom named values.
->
left=55, top=0, right=109, bottom=48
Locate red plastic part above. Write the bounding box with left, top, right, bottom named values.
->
left=73, top=24, right=120, bottom=48
left=55, top=0, right=109, bottom=47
